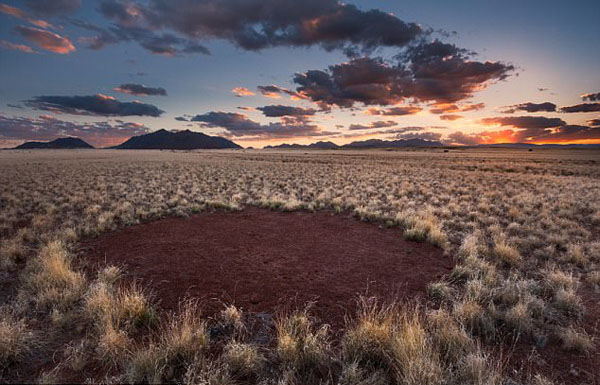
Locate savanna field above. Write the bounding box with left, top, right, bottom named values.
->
left=0, top=148, right=598, bottom=384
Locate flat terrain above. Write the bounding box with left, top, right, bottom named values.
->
left=81, top=207, right=452, bottom=326
left=0, top=148, right=599, bottom=384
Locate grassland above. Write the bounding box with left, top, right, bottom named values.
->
left=0, top=148, right=598, bottom=384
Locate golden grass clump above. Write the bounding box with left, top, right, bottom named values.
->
left=222, top=341, right=263, bottom=375
left=24, top=240, right=85, bottom=312
left=276, top=309, right=331, bottom=371
left=427, top=309, right=473, bottom=363
left=342, top=301, right=445, bottom=385
left=556, top=327, right=594, bottom=352
left=0, top=311, right=33, bottom=367
left=493, top=237, right=522, bottom=267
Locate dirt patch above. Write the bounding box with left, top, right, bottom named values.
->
left=80, top=208, right=452, bottom=326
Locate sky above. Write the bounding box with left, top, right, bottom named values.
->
left=0, top=0, right=599, bottom=148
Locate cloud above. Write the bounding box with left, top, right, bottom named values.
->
left=113, top=83, right=167, bottom=96
left=430, top=102, right=484, bottom=114
left=188, top=111, right=333, bottom=139
left=26, top=94, right=164, bottom=117
left=366, top=106, right=422, bottom=116
left=481, top=116, right=566, bottom=128
left=257, top=105, right=316, bottom=117
left=0, top=3, right=51, bottom=28
left=97, top=0, right=423, bottom=56
left=25, top=0, right=81, bottom=16
left=430, top=103, right=459, bottom=114
left=588, top=118, right=600, bottom=127
left=336, top=125, right=427, bottom=139
left=446, top=131, right=484, bottom=146
left=394, top=131, right=442, bottom=141
left=559, top=103, right=600, bottom=113
left=15, top=25, right=75, bottom=54
left=348, top=120, right=397, bottom=130
left=581, top=93, right=600, bottom=102
left=446, top=124, right=600, bottom=145
left=232, top=87, right=255, bottom=97
left=501, top=102, right=556, bottom=113
left=439, top=114, right=462, bottom=121
left=0, top=39, right=35, bottom=53
left=0, top=114, right=150, bottom=147
left=460, top=103, right=485, bottom=112
left=71, top=19, right=210, bottom=56
left=257, top=85, right=302, bottom=99
left=294, top=41, right=513, bottom=109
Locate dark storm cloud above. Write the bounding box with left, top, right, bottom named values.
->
left=15, top=25, right=75, bottom=54
left=26, top=0, right=81, bottom=16
left=0, top=114, right=149, bottom=147
left=348, top=120, right=397, bottom=130
left=481, top=116, right=566, bottom=128
left=25, top=94, right=164, bottom=117
left=366, top=106, right=422, bottom=116
left=559, top=103, right=600, bottom=113
left=113, top=83, right=167, bottom=96
left=257, top=105, right=316, bottom=117
left=501, top=102, right=556, bottom=113
left=98, top=0, right=423, bottom=56
left=189, top=111, right=333, bottom=139
left=293, top=41, right=513, bottom=108
left=588, top=119, right=600, bottom=127
left=581, top=92, right=600, bottom=102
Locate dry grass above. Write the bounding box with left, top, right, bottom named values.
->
left=557, top=327, right=594, bottom=352
left=23, top=240, right=85, bottom=312
left=0, top=148, right=598, bottom=383
left=0, top=310, right=33, bottom=367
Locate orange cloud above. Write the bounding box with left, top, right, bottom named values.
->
left=0, top=39, right=35, bottom=53
left=439, top=114, right=462, bottom=121
left=231, top=87, right=255, bottom=97
left=366, top=106, right=423, bottom=116
left=0, top=4, right=52, bottom=29
left=15, top=26, right=75, bottom=54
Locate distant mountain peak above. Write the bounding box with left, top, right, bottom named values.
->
left=113, top=129, right=241, bottom=150
left=15, top=137, right=94, bottom=149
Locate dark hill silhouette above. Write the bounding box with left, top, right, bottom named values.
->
left=343, top=138, right=443, bottom=148
left=265, top=138, right=443, bottom=149
left=113, top=129, right=241, bottom=149
left=265, top=141, right=339, bottom=149
left=15, top=137, right=94, bottom=149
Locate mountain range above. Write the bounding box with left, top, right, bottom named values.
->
left=265, top=138, right=444, bottom=149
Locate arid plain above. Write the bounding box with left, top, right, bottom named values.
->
left=1, top=148, right=599, bottom=384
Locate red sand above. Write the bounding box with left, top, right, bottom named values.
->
left=80, top=208, right=453, bottom=325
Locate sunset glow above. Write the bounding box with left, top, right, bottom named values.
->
left=0, top=0, right=598, bottom=148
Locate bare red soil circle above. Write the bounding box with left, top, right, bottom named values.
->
left=81, top=208, right=453, bottom=326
